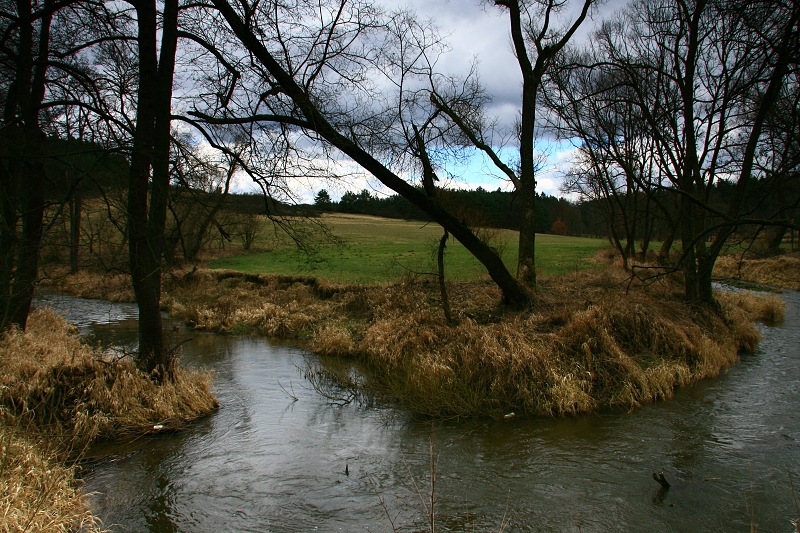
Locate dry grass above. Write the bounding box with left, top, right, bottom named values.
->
left=1, top=425, right=104, bottom=533
left=347, top=278, right=751, bottom=417
left=40, top=255, right=786, bottom=419
left=714, top=254, right=800, bottom=290
left=0, top=308, right=218, bottom=532
left=164, top=265, right=781, bottom=419
left=0, top=309, right=218, bottom=446
left=716, top=290, right=786, bottom=328
left=39, top=266, right=135, bottom=302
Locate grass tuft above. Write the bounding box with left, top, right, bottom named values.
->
left=0, top=308, right=218, bottom=531
left=40, top=267, right=136, bottom=302
left=1, top=424, right=105, bottom=533
left=714, top=254, right=800, bottom=291
left=162, top=262, right=781, bottom=419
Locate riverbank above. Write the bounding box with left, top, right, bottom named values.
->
left=12, top=255, right=788, bottom=529
left=78, top=289, right=800, bottom=533
left=0, top=309, right=218, bottom=532
left=155, top=260, right=783, bottom=418
left=38, top=253, right=788, bottom=418
left=714, top=253, right=800, bottom=290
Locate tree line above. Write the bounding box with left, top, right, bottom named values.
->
left=1, top=0, right=797, bottom=381
left=314, top=187, right=606, bottom=237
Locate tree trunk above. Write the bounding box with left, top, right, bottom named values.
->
left=0, top=0, right=51, bottom=331
left=516, top=177, right=537, bottom=286
left=69, top=193, right=81, bottom=273
left=657, top=221, right=675, bottom=267
left=677, top=196, right=699, bottom=301
left=609, top=219, right=629, bottom=271
left=8, top=130, right=45, bottom=329
left=212, top=0, right=532, bottom=308
left=437, top=229, right=453, bottom=324
left=0, top=137, right=19, bottom=329
left=185, top=187, right=232, bottom=261
left=128, top=0, right=179, bottom=377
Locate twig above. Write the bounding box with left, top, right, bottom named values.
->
left=167, top=337, right=194, bottom=356
left=277, top=379, right=299, bottom=401
left=493, top=491, right=512, bottom=533
left=789, top=470, right=800, bottom=517
left=366, top=474, right=400, bottom=532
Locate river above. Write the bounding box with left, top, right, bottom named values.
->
left=36, top=290, right=800, bottom=532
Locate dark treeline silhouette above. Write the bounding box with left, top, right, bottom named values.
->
left=315, top=179, right=798, bottom=256
left=315, top=187, right=606, bottom=237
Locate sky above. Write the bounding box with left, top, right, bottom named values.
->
left=233, top=0, right=625, bottom=203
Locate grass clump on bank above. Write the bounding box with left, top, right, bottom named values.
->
left=39, top=268, right=135, bottom=302
left=164, top=263, right=783, bottom=419
left=0, top=308, right=218, bottom=532
left=714, top=253, right=800, bottom=290
left=1, top=426, right=102, bottom=533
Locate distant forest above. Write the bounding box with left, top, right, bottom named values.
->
left=311, top=187, right=599, bottom=237
left=307, top=183, right=797, bottom=252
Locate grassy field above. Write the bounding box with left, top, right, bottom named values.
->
left=208, top=213, right=609, bottom=283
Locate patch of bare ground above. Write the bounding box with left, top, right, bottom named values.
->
left=163, top=262, right=783, bottom=419
left=0, top=309, right=218, bottom=532
left=714, top=252, right=800, bottom=290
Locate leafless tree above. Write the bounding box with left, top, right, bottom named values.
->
left=430, top=0, right=595, bottom=289
left=544, top=48, right=676, bottom=269
left=0, top=0, right=122, bottom=330
left=182, top=0, right=532, bottom=306
left=550, top=0, right=799, bottom=302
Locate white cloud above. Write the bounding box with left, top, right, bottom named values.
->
left=224, top=1, right=624, bottom=203
left=231, top=156, right=395, bottom=204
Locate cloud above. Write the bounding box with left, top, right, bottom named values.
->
left=232, top=156, right=396, bottom=204
left=229, top=0, right=621, bottom=203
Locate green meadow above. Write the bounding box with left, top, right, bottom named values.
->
left=209, top=213, right=609, bottom=284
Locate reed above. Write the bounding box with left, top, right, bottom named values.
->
left=714, top=254, right=800, bottom=290
left=163, top=264, right=781, bottom=419
left=0, top=423, right=104, bottom=533
left=39, top=266, right=136, bottom=302
left=0, top=308, right=218, bottom=531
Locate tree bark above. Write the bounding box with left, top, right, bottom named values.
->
left=127, top=0, right=179, bottom=377
left=516, top=173, right=537, bottom=286
left=69, top=193, right=81, bottom=273
left=497, top=0, right=592, bottom=288
left=438, top=229, right=453, bottom=324
left=0, top=0, right=52, bottom=331
left=8, top=129, right=46, bottom=328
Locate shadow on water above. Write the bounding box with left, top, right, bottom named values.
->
left=35, top=292, right=800, bottom=532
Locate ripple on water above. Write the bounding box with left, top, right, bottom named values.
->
left=39, top=292, right=800, bottom=533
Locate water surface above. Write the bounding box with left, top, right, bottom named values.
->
left=37, top=291, right=800, bottom=532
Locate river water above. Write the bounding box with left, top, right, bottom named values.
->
left=36, top=291, right=800, bottom=532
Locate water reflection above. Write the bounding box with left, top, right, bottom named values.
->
left=37, top=291, right=800, bottom=532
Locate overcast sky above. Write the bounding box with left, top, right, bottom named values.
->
left=236, top=0, right=626, bottom=202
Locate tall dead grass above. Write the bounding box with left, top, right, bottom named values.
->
left=350, top=286, right=753, bottom=417
left=0, top=308, right=218, bottom=532
left=38, top=266, right=135, bottom=302
left=164, top=267, right=781, bottom=419
left=714, top=254, right=800, bottom=290
left=1, top=425, right=103, bottom=533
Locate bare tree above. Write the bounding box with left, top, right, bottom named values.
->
left=121, top=0, right=181, bottom=377
left=0, top=0, right=120, bottom=329
left=183, top=0, right=532, bottom=306
left=430, top=0, right=595, bottom=289
left=544, top=48, right=676, bottom=269
left=559, top=0, right=799, bottom=302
